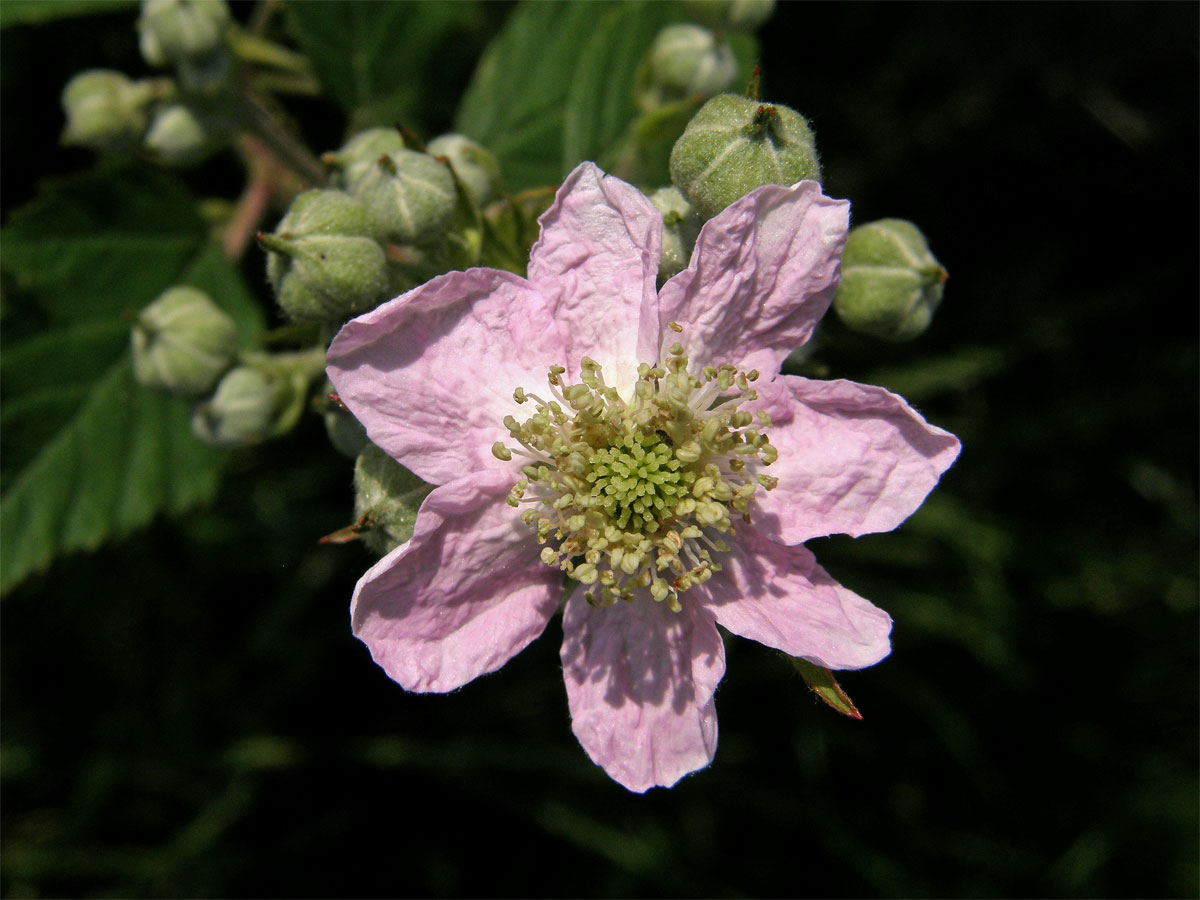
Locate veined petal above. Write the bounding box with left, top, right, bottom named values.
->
left=704, top=526, right=893, bottom=671
left=528, top=162, right=662, bottom=392
left=560, top=594, right=725, bottom=793
left=327, top=267, right=569, bottom=485
left=658, top=180, right=849, bottom=376
left=753, top=376, right=961, bottom=543
left=351, top=470, right=561, bottom=693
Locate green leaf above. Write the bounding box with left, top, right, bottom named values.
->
left=0, top=0, right=135, bottom=29
left=1, top=169, right=266, bottom=595
left=792, top=658, right=864, bottom=720
left=283, top=0, right=479, bottom=132
left=457, top=1, right=757, bottom=192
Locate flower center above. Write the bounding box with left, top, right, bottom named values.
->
left=492, top=325, right=778, bottom=612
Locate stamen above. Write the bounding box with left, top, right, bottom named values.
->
left=500, top=328, right=778, bottom=612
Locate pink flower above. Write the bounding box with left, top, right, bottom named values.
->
left=326, top=162, right=960, bottom=792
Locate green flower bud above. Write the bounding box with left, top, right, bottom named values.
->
left=191, top=361, right=308, bottom=448
left=143, top=102, right=217, bottom=166
left=138, top=0, right=231, bottom=68
left=322, top=127, right=409, bottom=194
left=131, top=285, right=238, bottom=397
left=834, top=219, right=947, bottom=341
left=649, top=186, right=701, bottom=282
left=635, top=24, right=737, bottom=113
left=61, top=70, right=153, bottom=152
left=670, top=93, right=820, bottom=220
left=353, top=443, right=433, bottom=555
left=350, top=149, right=457, bottom=244
left=260, top=190, right=389, bottom=323
left=683, top=0, right=776, bottom=32
left=425, top=134, right=504, bottom=208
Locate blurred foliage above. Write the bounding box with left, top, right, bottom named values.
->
left=2, top=2, right=1197, bottom=898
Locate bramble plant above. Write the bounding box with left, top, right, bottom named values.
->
left=4, top=0, right=958, bottom=790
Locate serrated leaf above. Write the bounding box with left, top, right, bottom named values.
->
left=792, top=658, right=864, bottom=720
left=1, top=166, right=206, bottom=330
left=0, top=0, right=135, bottom=29
left=1, top=170, right=266, bottom=595
left=283, top=0, right=478, bottom=132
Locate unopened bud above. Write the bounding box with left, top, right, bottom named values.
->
left=834, top=219, right=947, bottom=341
left=353, top=443, right=434, bottom=555
left=143, top=102, right=217, bottom=166
left=191, top=366, right=298, bottom=447
left=61, top=70, right=152, bottom=152
left=261, top=190, right=389, bottom=323
left=138, top=0, right=231, bottom=68
left=635, top=24, right=737, bottom=112
left=649, top=186, right=701, bottom=282
left=131, top=286, right=238, bottom=396
left=684, top=0, right=776, bottom=32
left=670, top=93, right=820, bottom=220
left=425, top=134, right=504, bottom=208
left=351, top=149, right=457, bottom=244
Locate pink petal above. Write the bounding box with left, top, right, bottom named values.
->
left=351, top=469, right=561, bottom=693
left=704, top=525, right=893, bottom=670
left=527, top=162, right=662, bottom=390
left=657, top=180, right=849, bottom=377
left=560, top=594, right=725, bottom=792
left=752, top=376, right=961, bottom=543
left=327, top=268, right=570, bottom=485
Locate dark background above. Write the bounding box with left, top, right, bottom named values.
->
left=3, top=2, right=1197, bottom=897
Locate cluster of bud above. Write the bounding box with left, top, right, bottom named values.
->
left=262, top=128, right=506, bottom=326
left=834, top=219, right=947, bottom=341
left=670, top=93, right=820, bottom=220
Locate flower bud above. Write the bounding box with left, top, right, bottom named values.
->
left=260, top=190, right=389, bottom=323
left=635, top=24, right=737, bottom=112
left=131, top=285, right=238, bottom=397
left=353, top=443, right=434, bottom=555
left=322, top=127, right=409, bottom=194
left=138, top=0, right=231, bottom=68
left=61, top=70, right=152, bottom=152
left=670, top=93, right=820, bottom=220
left=143, top=102, right=217, bottom=166
left=350, top=149, right=457, bottom=244
left=649, top=186, right=701, bottom=282
left=834, top=218, right=947, bottom=341
left=190, top=362, right=308, bottom=447
left=683, top=0, right=776, bottom=32
left=425, top=134, right=504, bottom=208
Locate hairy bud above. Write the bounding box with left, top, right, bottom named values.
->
left=670, top=93, right=820, bottom=219
left=834, top=219, right=947, bottom=341
left=131, top=286, right=238, bottom=397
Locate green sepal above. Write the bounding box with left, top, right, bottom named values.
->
left=791, top=657, right=863, bottom=720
